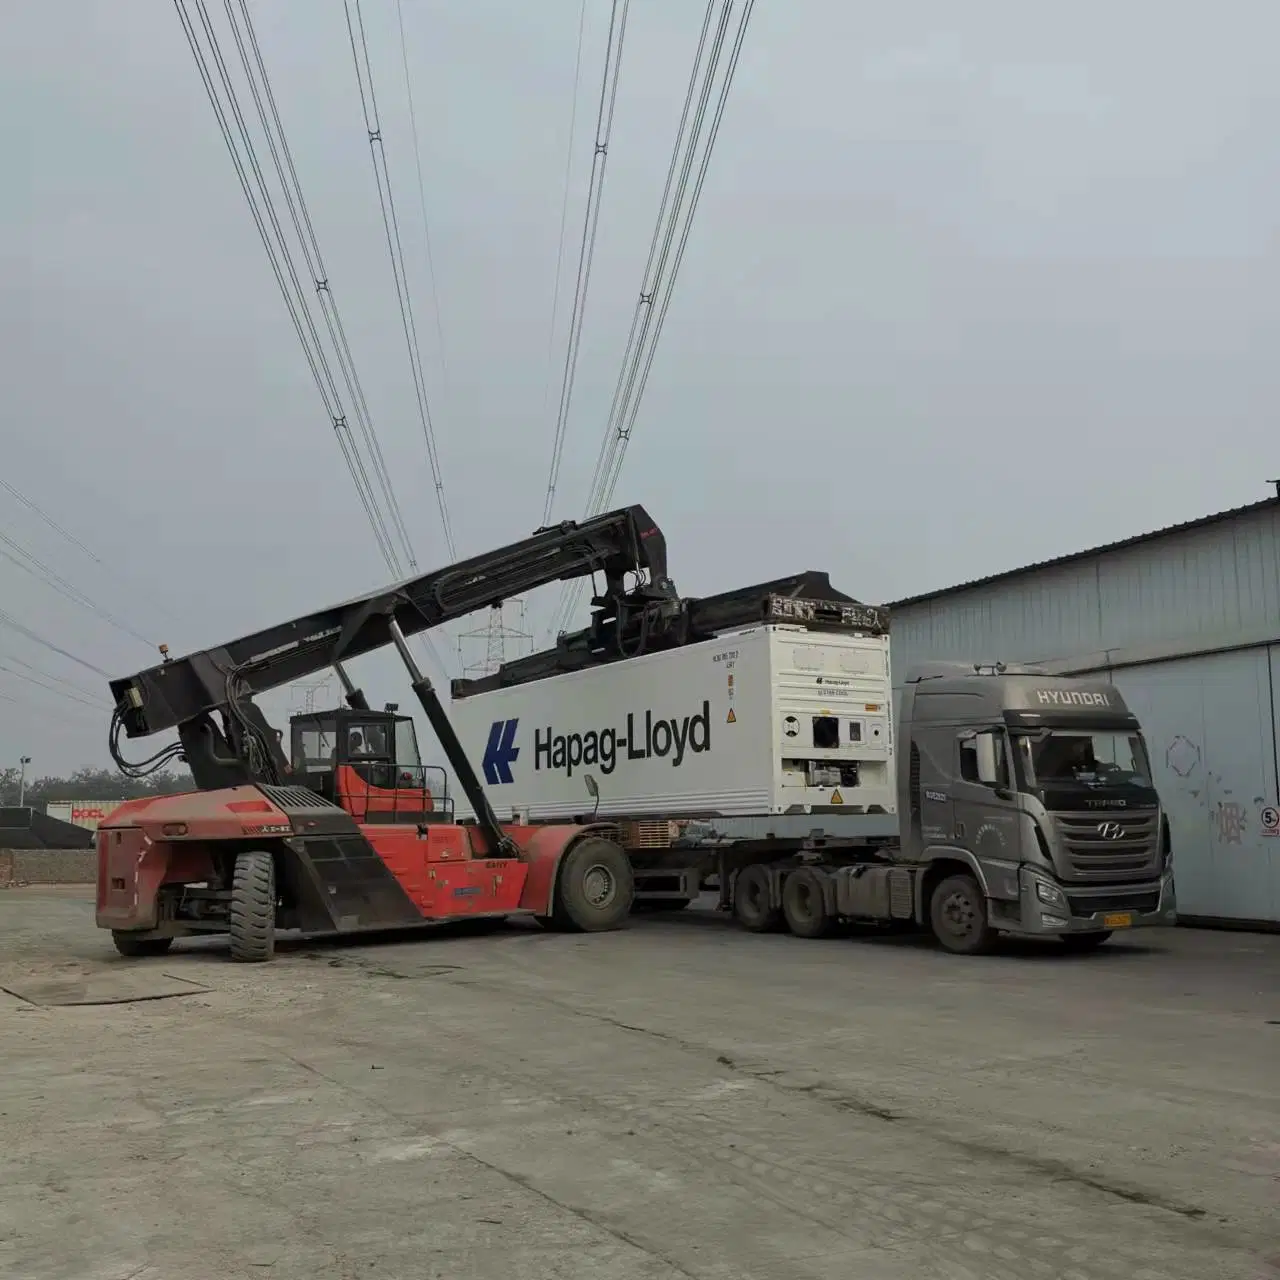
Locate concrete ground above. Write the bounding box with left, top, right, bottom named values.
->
left=0, top=889, right=1276, bottom=1280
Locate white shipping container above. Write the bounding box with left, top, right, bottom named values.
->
left=449, top=625, right=896, bottom=821
left=45, top=799, right=123, bottom=831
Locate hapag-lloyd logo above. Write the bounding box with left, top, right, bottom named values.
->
left=535, top=702, right=712, bottom=778
left=482, top=702, right=713, bottom=783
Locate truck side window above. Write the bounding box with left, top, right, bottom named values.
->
left=959, top=734, right=1009, bottom=787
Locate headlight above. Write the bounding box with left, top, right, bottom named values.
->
left=1035, top=879, right=1066, bottom=908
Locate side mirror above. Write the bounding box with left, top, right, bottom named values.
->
left=974, top=733, right=1000, bottom=785
left=584, top=774, right=599, bottom=799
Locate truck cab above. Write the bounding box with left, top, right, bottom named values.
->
left=288, top=707, right=450, bottom=824
left=900, top=663, right=1176, bottom=947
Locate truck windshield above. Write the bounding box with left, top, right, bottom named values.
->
left=1013, top=729, right=1152, bottom=789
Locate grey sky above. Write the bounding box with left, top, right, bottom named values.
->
left=3, top=0, right=1277, bottom=776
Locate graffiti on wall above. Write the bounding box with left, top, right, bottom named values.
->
left=1165, top=734, right=1202, bottom=778
left=1214, top=800, right=1246, bottom=846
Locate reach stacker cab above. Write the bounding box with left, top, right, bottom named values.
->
left=288, top=705, right=449, bottom=825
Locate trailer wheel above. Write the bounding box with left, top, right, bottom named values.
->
left=229, top=849, right=277, bottom=963
left=1059, top=930, right=1112, bottom=953
left=733, top=864, right=781, bottom=932
left=111, top=932, right=173, bottom=958
left=551, top=837, right=634, bottom=932
left=781, top=868, right=837, bottom=939
left=929, top=872, right=997, bottom=956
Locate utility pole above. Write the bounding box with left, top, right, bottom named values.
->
left=457, top=601, right=533, bottom=680
left=17, top=755, right=31, bottom=808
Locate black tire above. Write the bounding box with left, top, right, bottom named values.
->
left=229, top=849, right=276, bottom=963
left=1059, top=930, right=1113, bottom=952
left=551, top=837, right=634, bottom=932
left=781, top=867, right=837, bottom=939
left=929, top=872, right=997, bottom=956
left=733, top=864, right=781, bottom=932
left=111, top=932, right=174, bottom=958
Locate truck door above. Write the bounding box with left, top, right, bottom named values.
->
left=910, top=734, right=955, bottom=846
left=954, top=728, right=1021, bottom=865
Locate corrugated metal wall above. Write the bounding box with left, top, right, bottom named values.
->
left=886, top=503, right=1280, bottom=924
left=890, top=504, right=1280, bottom=671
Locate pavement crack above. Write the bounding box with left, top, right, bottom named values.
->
left=272, top=1047, right=701, bottom=1277
left=555, top=1013, right=1213, bottom=1226
left=465, top=1154, right=702, bottom=1278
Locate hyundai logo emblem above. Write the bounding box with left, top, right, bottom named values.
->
left=1096, top=821, right=1124, bottom=841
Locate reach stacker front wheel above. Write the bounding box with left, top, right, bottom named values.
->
left=229, top=849, right=277, bottom=963
left=547, top=837, right=635, bottom=932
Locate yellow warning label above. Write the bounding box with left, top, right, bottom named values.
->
left=830, top=788, right=844, bottom=805
left=726, top=707, right=737, bottom=724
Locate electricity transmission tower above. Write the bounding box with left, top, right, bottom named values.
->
left=288, top=675, right=335, bottom=717
left=457, top=601, right=533, bottom=680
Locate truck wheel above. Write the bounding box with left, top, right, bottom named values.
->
left=551, top=837, right=634, bottom=932
left=229, top=849, right=277, bottom=962
left=111, top=932, right=174, bottom=958
left=1060, top=930, right=1112, bottom=952
left=781, top=868, right=836, bottom=939
left=733, top=864, right=781, bottom=932
left=929, top=873, right=997, bottom=956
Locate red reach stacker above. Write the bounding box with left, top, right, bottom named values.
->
left=97, top=506, right=682, bottom=961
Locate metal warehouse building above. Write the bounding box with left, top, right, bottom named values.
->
left=885, top=494, right=1280, bottom=928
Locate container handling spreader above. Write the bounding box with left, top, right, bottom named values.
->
left=98, top=505, right=698, bottom=960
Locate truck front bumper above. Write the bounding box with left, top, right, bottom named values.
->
left=1014, top=866, right=1176, bottom=936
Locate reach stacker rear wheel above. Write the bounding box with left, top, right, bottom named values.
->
left=111, top=932, right=174, bottom=958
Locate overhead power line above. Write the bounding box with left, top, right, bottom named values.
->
left=173, top=0, right=409, bottom=580
left=539, top=0, right=590, bottom=491
left=0, top=478, right=104, bottom=568
left=0, top=607, right=113, bottom=679
left=0, top=528, right=156, bottom=649
left=225, top=0, right=417, bottom=572
left=0, top=477, right=186, bottom=632
left=539, top=0, right=631, bottom=529
left=549, top=0, right=755, bottom=639
left=344, top=0, right=457, bottom=562
left=3, top=654, right=105, bottom=705
left=0, top=658, right=110, bottom=713
left=0, top=686, right=102, bottom=726
left=392, top=0, right=451, bottom=409
left=174, top=0, right=450, bottom=680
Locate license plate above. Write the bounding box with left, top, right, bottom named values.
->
left=1103, top=912, right=1133, bottom=929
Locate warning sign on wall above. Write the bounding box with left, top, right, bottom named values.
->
left=1261, top=805, right=1279, bottom=838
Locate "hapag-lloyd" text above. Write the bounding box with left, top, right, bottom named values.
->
left=535, top=702, right=712, bottom=777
